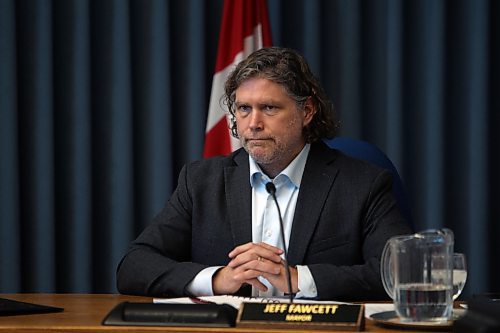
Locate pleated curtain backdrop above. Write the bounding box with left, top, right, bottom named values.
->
left=0, top=0, right=498, bottom=298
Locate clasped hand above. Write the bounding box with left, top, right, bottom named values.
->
left=212, top=242, right=298, bottom=295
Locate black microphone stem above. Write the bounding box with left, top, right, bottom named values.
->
left=265, top=182, right=293, bottom=304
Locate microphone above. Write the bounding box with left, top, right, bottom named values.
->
left=265, top=182, right=293, bottom=304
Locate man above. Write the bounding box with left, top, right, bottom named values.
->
left=116, top=47, right=411, bottom=301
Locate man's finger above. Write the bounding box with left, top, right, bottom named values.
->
left=229, top=242, right=283, bottom=259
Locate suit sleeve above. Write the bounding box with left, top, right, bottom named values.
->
left=116, top=165, right=207, bottom=297
left=307, top=170, right=412, bottom=301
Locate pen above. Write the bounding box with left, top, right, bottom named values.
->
left=189, top=297, right=217, bottom=304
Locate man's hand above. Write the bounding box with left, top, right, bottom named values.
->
left=212, top=242, right=298, bottom=295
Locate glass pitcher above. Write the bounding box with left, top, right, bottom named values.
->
left=381, top=228, right=454, bottom=322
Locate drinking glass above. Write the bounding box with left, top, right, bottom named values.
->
left=453, top=253, right=467, bottom=300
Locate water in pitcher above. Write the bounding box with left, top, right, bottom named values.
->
left=395, top=283, right=453, bottom=322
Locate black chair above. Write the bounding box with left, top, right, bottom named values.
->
left=324, top=137, right=413, bottom=229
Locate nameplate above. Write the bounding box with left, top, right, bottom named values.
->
left=236, top=302, right=364, bottom=331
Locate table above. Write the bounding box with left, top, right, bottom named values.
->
left=0, top=294, right=449, bottom=332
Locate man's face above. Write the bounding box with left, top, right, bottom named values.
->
left=235, top=77, right=315, bottom=176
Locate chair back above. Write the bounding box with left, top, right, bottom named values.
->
left=324, top=137, right=413, bottom=228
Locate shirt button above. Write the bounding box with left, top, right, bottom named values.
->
left=265, top=229, right=272, bottom=237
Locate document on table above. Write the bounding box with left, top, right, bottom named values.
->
left=363, top=303, right=394, bottom=318
left=154, top=295, right=348, bottom=310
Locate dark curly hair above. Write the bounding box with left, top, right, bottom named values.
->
left=223, top=47, right=338, bottom=143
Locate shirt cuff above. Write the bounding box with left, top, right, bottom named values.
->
left=295, top=265, right=318, bottom=298
left=185, top=266, right=223, bottom=296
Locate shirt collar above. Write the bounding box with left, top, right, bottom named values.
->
left=249, top=144, right=311, bottom=189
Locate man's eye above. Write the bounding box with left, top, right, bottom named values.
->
left=264, top=105, right=278, bottom=114
left=238, top=105, right=251, bottom=113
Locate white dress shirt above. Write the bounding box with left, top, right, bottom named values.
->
left=187, top=144, right=317, bottom=298
left=249, top=143, right=317, bottom=298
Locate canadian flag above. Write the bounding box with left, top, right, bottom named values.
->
left=203, top=0, right=273, bottom=158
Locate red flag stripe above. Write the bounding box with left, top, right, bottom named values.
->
left=203, top=119, right=232, bottom=158
left=215, top=0, right=272, bottom=73
left=203, top=0, right=273, bottom=158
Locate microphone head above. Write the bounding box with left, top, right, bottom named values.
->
left=265, top=182, right=276, bottom=195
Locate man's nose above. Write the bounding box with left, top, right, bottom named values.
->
left=248, top=109, right=264, bottom=130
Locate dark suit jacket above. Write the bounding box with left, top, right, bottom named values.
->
left=116, top=141, right=412, bottom=301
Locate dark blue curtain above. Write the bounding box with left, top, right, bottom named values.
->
left=1, top=0, right=498, bottom=298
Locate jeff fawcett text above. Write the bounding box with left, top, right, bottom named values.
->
left=263, top=304, right=339, bottom=322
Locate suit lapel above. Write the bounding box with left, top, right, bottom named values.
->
left=224, top=149, right=253, bottom=247
left=223, top=144, right=340, bottom=261
left=288, top=143, right=340, bottom=264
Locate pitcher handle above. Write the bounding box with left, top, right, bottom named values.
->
left=380, top=239, right=394, bottom=299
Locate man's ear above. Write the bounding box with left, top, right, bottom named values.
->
left=303, top=97, right=316, bottom=126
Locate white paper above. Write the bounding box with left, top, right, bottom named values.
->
left=154, top=295, right=349, bottom=310
left=363, top=303, right=394, bottom=318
